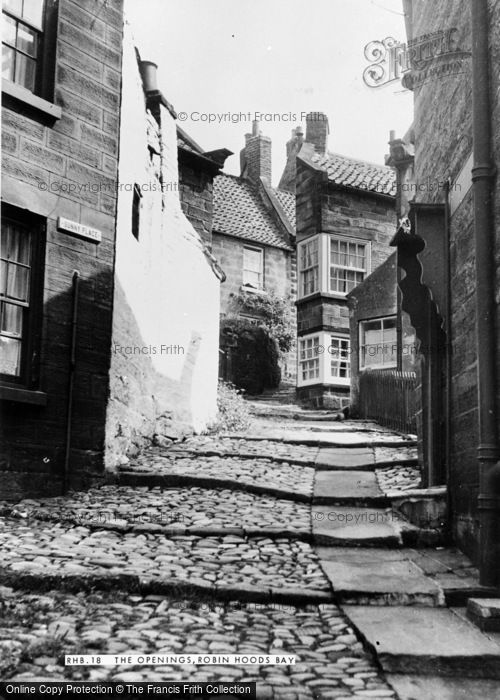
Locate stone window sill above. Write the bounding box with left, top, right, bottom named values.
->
left=2, top=80, right=61, bottom=123
left=0, top=385, right=47, bottom=406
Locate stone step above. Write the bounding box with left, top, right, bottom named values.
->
left=317, top=548, right=445, bottom=607
left=312, top=505, right=404, bottom=547
left=467, top=598, right=500, bottom=632
left=315, top=447, right=376, bottom=470
left=225, top=431, right=416, bottom=448
left=342, top=605, right=500, bottom=679
left=313, top=470, right=389, bottom=507
left=115, top=471, right=310, bottom=502
left=387, top=675, right=500, bottom=700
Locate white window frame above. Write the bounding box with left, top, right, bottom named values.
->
left=298, top=334, right=321, bottom=385
left=328, top=235, right=371, bottom=296
left=359, top=316, right=398, bottom=370
left=298, top=236, right=320, bottom=298
left=329, top=335, right=351, bottom=385
left=297, top=331, right=352, bottom=387
left=242, top=245, right=264, bottom=290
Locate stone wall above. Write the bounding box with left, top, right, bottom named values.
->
left=104, top=25, right=221, bottom=469
left=179, top=158, right=214, bottom=247
left=0, top=0, right=124, bottom=498
left=212, top=233, right=296, bottom=382
left=407, top=0, right=486, bottom=559
left=295, top=158, right=396, bottom=406
left=348, top=252, right=417, bottom=413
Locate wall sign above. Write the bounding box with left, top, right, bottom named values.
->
left=57, top=217, right=102, bottom=244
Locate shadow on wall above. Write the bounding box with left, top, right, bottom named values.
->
left=0, top=268, right=113, bottom=499
left=105, top=277, right=203, bottom=471
left=0, top=270, right=206, bottom=499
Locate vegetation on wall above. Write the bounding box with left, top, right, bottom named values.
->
left=236, top=289, right=295, bottom=354
left=207, top=380, right=251, bottom=434
left=220, top=317, right=281, bottom=395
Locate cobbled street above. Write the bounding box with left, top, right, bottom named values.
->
left=0, top=399, right=456, bottom=698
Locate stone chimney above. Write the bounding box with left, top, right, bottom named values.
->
left=305, top=112, right=329, bottom=154
left=240, top=120, right=272, bottom=184
left=278, top=126, right=305, bottom=193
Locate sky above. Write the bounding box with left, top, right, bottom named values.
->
left=125, top=0, right=413, bottom=187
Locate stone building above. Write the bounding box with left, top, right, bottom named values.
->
left=0, top=2, right=227, bottom=497
left=347, top=252, right=417, bottom=414
left=1, top=0, right=125, bottom=497
left=285, top=113, right=397, bottom=408
left=389, top=0, right=500, bottom=586
left=211, top=122, right=297, bottom=383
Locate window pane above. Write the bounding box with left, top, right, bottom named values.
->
left=2, top=43, right=15, bottom=80
left=15, top=51, right=36, bottom=90
left=0, top=261, right=7, bottom=295
left=22, top=0, right=44, bottom=27
left=4, top=223, right=31, bottom=264
left=1, top=301, right=23, bottom=335
left=243, top=270, right=260, bottom=288
left=0, top=336, right=22, bottom=376
left=17, top=21, right=37, bottom=56
left=3, top=14, right=17, bottom=44
left=244, top=248, right=262, bottom=273
left=3, top=0, right=23, bottom=16
left=5, top=263, right=30, bottom=301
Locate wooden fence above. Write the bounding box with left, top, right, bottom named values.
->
left=358, top=370, right=417, bottom=434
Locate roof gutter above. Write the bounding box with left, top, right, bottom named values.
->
left=471, top=0, right=500, bottom=588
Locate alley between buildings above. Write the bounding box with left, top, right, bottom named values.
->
left=0, top=401, right=499, bottom=699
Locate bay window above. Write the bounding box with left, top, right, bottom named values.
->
left=299, top=237, right=319, bottom=297
left=329, top=236, right=368, bottom=294
left=299, top=335, right=320, bottom=383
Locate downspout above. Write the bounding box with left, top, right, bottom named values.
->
left=444, top=181, right=453, bottom=543
left=470, top=0, right=500, bottom=588
left=63, top=270, right=80, bottom=494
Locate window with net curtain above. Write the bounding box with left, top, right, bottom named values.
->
left=359, top=317, right=397, bottom=369
left=299, top=237, right=319, bottom=297
left=2, top=0, right=45, bottom=94
left=0, top=217, right=32, bottom=379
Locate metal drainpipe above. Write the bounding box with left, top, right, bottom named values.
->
left=63, top=270, right=80, bottom=494
left=470, top=0, right=500, bottom=587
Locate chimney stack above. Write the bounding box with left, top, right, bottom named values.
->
left=278, top=126, right=305, bottom=193
left=240, top=120, right=272, bottom=184
left=305, top=112, right=329, bottom=154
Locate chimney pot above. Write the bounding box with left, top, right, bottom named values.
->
left=139, top=60, right=159, bottom=93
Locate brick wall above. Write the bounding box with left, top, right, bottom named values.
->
left=104, top=25, right=221, bottom=469
left=0, top=0, right=123, bottom=498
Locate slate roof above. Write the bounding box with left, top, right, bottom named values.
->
left=213, top=173, right=294, bottom=250
left=306, top=149, right=396, bottom=196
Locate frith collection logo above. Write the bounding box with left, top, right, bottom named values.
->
left=363, top=28, right=470, bottom=90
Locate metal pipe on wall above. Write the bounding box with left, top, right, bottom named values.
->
left=63, top=270, right=80, bottom=495
left=470, top=0, right=500, bottom=587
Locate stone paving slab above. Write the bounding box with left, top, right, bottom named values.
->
left=315, top=448, right=375, bottom=470
left=375, top=466, right=422, bottom=494
left=0, top=519, right=328, bottom=596
left=312, top=507, right=404, bottom=548
left=320, top=559, right=445, bottom=607
left=0, top=588, right=396, bottom=697
left=3, top=485, right=311, bottom=539
left=226, top=431, right=416, bottom=448
left=342, top=606, right=500, bottom=679
left=313, top=472, right=387, bottom=507
left=467, top=598, right=500, bottom=631
left=386, top=674, right=500, bottom=700
left=118, top=454, right=315, bottom=501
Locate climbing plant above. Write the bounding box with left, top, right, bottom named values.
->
left=235, top=289, right=295, bottom=354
